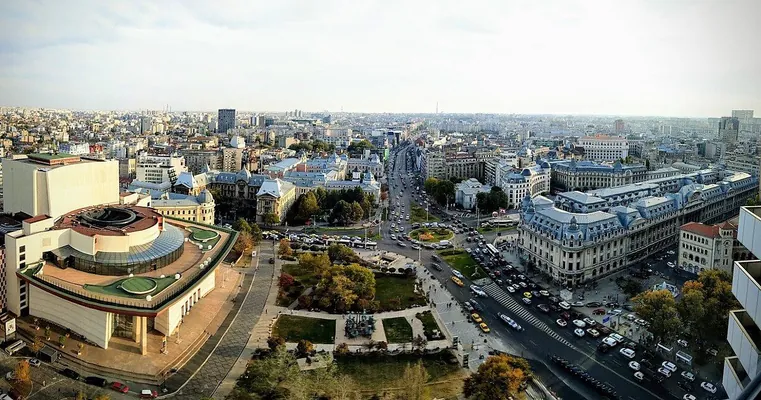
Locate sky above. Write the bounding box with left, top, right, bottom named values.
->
left=1, top=0, right=759, bottom=117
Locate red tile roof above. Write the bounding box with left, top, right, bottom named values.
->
left=680, top=222, right=721, bottom=238
left=24, top=215, right=51, bottom=224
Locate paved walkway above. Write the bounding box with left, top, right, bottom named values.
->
left=164, top=244, right=274, bottom=400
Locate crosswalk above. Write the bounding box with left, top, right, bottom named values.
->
left=482, top=283, right=576, bottom=349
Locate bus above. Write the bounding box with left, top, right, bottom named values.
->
left=4, top=340, right=25, bottom=356
left=485, top=244, right=499, bottom=257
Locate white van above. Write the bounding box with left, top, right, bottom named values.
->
left=4, top=340, right=25, bottom=356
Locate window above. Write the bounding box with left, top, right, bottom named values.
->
left=19, top=245, right=26, bottom=253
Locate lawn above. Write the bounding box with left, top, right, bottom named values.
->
left=415, top=311, right=441, bottom=341
left=272, top=315, right=336, bottom=344
left=438, top=249, right=486, bottom=279
left=374, top=274, right=427, bottom=311
left=382, top=317, right=413, bottom=343
left=84, top=276, right=177, bottom=298
left=409, top=203, right=439, bottom=223
left=409, top=227, right=454, bottom=242
left=335, top=353, right=465, bottom=399
left=187, top=226, right=221, bottom=251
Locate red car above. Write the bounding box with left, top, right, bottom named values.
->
left=111, top=381, right=129, bottom=393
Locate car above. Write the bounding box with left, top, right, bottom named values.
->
left=268, top=257, right=275, bottom=264
left=628, top=361, right=640, bottom=371
left=539, top=290, right=550, bottom=297
left=586, top=328, right=600, bottom=337
left=556, top=319, right=567, bottom=327
left=431, top=263, right=443, bottom=271
left=111, top=381, right=129, bottom=393
left=499, top=313, right=524, bottom=331
left=574, top=328, right=585, bottom=337
left=592, top=308, right=606, bottom=315
left=397, top=241, right=407, bottom=247
left=471, top=313, right=483, bottom=323
left=560, top=312, right=571, bottom=320
left=677, top=339, right=688, bottom=347
left=62, top=368, right=80, bottom=380
left=597, top=343, right=611, bottom=353
left=5, top=372, right=15, bottom=381
left=700, top=382, right=717, bottom=393
left=662, top=361, right=677, bottom=372
left=681, top=371, right=695, bottom=381
left=479, top=323, right=490, bottom=333
left=683, top=395, right=696, bottom=400
left=470, top=299, right=484, bottom=312
left=558, top=301, right=571, bottom=310
left=28, top=358, right=41, bottom=367
left=619, top=348, right=635, bottom=359
left=505, top=286, right=516, bottom=293
left=451, top=270, right=464, bottom=279
left=572, top=319, right=586, bottom=328
left=537, top=304, right=550, bottom=313
left=523, top=291, right=532, bottom=298
left=601, top=336, right=618, bottom=347
left=84, top=376, right=108, bottom=387
left=140, top=389, right=159, bottom=398
left=522, top=297, right=532, bottom=305
left=634, top=371, right=644, bottom=381
left=658, top=367, right=672, bottom=378
left=451, top=276, right=464, bottom=286
left=571, top=301, right=584, bottom=307
left=518, top=282, right=528, bottom=288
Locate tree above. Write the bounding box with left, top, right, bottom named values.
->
left=412, top=334, right=428, bottom=353
left=93, top=394, right=111, bottom=400
left=233, top=218, right=252, bottom=233
left=350, top=201, right=365, bottom=222
left=234, top=231, right=254, bottom=254
left=296, top=192, right=321, bottom=223
left=632, top=289, right=682, bottom=344
left=330, top=200, right=354, bottom=226
left=31, top=335, right=43, bottom=356
left=267, top=336, right=285, bottom=352
left=334, top=342, right=350, bottom=356
left=677, top=270, right=739, bottom=350
left=463, top=355, right=531, bottom=400
left=278, top=239, right=293, bottom=257
left=398, top=360, right=430, bottom=400
left=250, top=223, right=262, bottom=244
left=328, top=244, right=359, bottom=264
left=315, top=263, right=376, bottom=312
left=264, top=213, right=280, bottom=227
left=10, top=360, right=32, bottom=399
left=676, top=281, right=706, bottom=345
left=299, top=252, right=331, bottom=277
left=76, top=392, right=87, bottom=400
left=296, top=339, right=314, bottom=358
left=347, top=139, right=375, bottom=155
left=279, top=273, right=295, bottom=289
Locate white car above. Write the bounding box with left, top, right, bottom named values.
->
left=574, top=328, right=585, bottom=337
left=499, top=313, right=524, bottom=331
left=628, top=361, right=640, bottom=371
left=634, top=371, right=644, bottom=381
left=619, top=348, right=635, bottom=359
left=572, top=319, right=586, bottom=328
left=681, top=371, right=695, bottom=381
left=677, top=339, right=688, bottom=347
left=586, top=328, right=600, bottom=338
left=658, top=367, right=672, bottom=378
left=683, top=395, right=696, bottom=400
left=601, top=336, right=618, bottom=347
left=411, top=244, right=421, bottom=250
left=506, top=286, right=516, bottom=293
left=558, top=301, right=571, bottom=310
left=667, top=261, right=675, bottom=268
left=700, top=382, right=717, bottom=394
left=556, top=319, right=567, bottom=327
left=522, top=297, right=532, bottom=305
left=28, top=358, right=41, bottom=367
left=452, top=270, right=464, bottom=279
left=662, top=361, right=677, bottom=373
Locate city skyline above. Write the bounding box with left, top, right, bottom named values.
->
left=1, top=0, right=760, bottom=117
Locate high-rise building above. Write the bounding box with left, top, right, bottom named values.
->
left=139, top=116, right=152, bottom=134
left=217, top=109, right=236, bottom=133
left=722, top=206, right=761, bottom=399
left=614, top=119, right=625, bottom=134
left=732, top=110, right=754, bottom=120
left=719, top=117, right=740, bottom=145
left=135, top=154, right=187, bottom=185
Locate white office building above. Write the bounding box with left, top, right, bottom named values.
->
left=579, top=135, right=629, bottom=161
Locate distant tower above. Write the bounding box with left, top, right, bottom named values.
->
left=436, top=102, right=438, bottom=114
left=615, top=119, right=624, bottom=134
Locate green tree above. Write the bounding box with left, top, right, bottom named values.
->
left=329, top=200, right=354, bottom=226
left=315, top=263, right=376, bottom=312
left=676, top=281, right=706, bottom=345
left=350, top=201, right=365, bottom=222
left=463, top=355, right=531, bottom=400
left=327, top=244, right=358, bottom=264
left=278, top=239, right=293, bottom=257
left=398, top=360, right=431, bottom=400
left=250, top=223, right=262, bottom=244
left=347, top=139, right=375, bottom=154
left=632, top=289, right=682, bottom=344
left=233, top=218, right=252, bottom=233
left=296, top=192, right=321, bottom=223
left=686, top=270, right=739, bottom=345
left=263, top=213, right=280, bottom=227
left=300, top=251, right=332, bottom=277
left=267, top=336, right=285, bottom=352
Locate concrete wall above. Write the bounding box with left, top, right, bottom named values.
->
left=29, top=285, right=113, bottom=348
left=155, top=269, right=216, bottom=336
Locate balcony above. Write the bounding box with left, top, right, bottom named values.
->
left=727, top=310, right=761, bottom=379
left=723, top=356, right=750, bottom=400
left=733, top=260, right=761, bottom=325
left=738, top=206, right=761, bottom=257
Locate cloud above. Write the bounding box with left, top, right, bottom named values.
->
left=0, top=0, right=759, bottom=116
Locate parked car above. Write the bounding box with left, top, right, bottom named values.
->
left=700, top=382, right=717, bottom=394
left=573, top=328, right=585, bottom=337
left=619, top=348, right=635, bottom=359
left=556, top=319, right=567, bottom=327
left=28, top=358, right=41, bottom=368
left=139, top=389, right=159, bottom=398
left=628, top=361, right=640, bottom=371
left=111, top=381, right=129, bottom=393
left=681, top=371, right=695, bottom=381
left=662, top=361, right=678, bottom=373
left=84, top=376, right=108, bottom=387
left=658, top=367, right=672, bottom=378
left=62, top=368, right=80, bottom=380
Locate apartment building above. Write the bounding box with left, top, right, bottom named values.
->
left=578, top=135, right=629, bottom=161
left=136, top=154, right=187, bottom=184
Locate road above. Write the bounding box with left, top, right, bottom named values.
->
left=377, top=144, right=703, bottom=400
